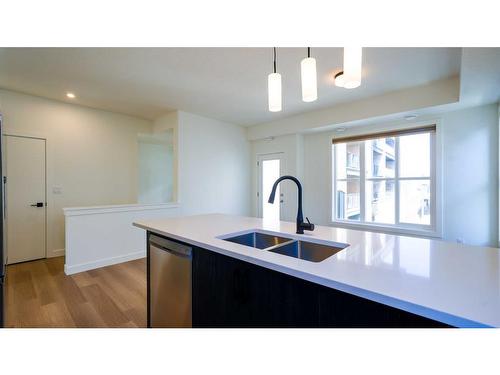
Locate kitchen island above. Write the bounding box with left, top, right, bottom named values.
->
left=134, top=214, right=500, bottom=328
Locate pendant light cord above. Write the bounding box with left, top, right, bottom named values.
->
left=273, top=47, right=277, bottom=73
left=307, top=47, right=311, bottom=58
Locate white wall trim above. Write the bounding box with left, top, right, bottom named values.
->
left=63, top=202, right=180, bottom=216
left=64, top=250, right=145, bottom=275
left=47, top=248, right=65, bottom=258
left=329, top=221, right=442, bottom=239
left=498, top=102, right=500, bottom=247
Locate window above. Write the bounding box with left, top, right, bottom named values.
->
left=332, top=125, right=437, bottom=235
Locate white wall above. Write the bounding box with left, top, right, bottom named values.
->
left=441, top=104, right=498, bottom=246
left=177, top=111, right=251, bottom=216
left=137, top=131, right=174, bottom=204
left=251, top=134, right=303, bottom=222
left=0, top=89, right=153, bottom=257
left=64, top=109, right=250, bottom=274
left=64, top=204, right=180, bottom=274
left=152, top=110, right=251, bottom=217
left=251, top=103, right=499, bottom=247
left=153, top=111, right=179, bottom=202
left=247, top=77, right=460, bottom=140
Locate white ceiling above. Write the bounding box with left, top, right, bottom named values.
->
left=0, top=48, right=462, bottom=125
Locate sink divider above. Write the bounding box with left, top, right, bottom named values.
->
left=262, top=239, right=297, bottom=252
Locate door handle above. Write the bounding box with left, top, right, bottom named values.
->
left=30, top=202, right=44, bottom=207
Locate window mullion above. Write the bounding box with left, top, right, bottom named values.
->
left=332, top=145, right=336, bottom=221
left=430, top=132, right=436, bottom=230
left=395, top=137, right=400, bottom=225
left=360, top=141, right=366, bottom=222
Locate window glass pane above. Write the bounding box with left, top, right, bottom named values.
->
left=336, top=179, right=360, bottom=221
left=399, top=133, right=431, bottom=177
left=365, top=137, right=395, bottom=178
left=365, top=180, right=395, bottom=224
left=262, top=159, right=281, bottom=223
left=399, top=180, right=431, bottom=225
left=335, top=142, right=360, bottom=179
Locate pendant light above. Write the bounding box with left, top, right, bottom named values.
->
left=342, top=47, right=362, bottom=89
left=268, top=47, right=282, bottom=112
left=301, top=47, right=318, bottom=102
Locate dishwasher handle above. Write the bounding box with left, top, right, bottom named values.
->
left=149, top=234, right=192, bottom=258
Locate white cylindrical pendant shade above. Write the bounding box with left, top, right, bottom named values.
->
left=301, top=57, right=317, bottom=102
left=268, top=72, right=282, bottom=112
left=343, top=47, right=362, bottom=89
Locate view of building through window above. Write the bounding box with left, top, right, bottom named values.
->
left=333, top=129, right=433, bottom=229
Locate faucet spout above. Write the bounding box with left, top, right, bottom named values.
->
left=268, top=175, right=314, bottom=234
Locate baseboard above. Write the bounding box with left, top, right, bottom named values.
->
left=64, top=251, right=146, bottom=275
left=47, top=248, right=65, bottom=258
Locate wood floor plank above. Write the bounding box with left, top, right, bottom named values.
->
left=65, top=301, right=108, bottom=328
left=5, top=257, right=146, bottom=328
left=106, top=263, right=146, bottom=298
left=42, top=302, right=77, bottom=328
left=44, top=257, right=65, bottom=276
left=30, top=260, right=65, bottom=306
left=91, top=272, right=142, bottom=312
left=71, top=272, right=98, bottom=288
left=8, top=268, right=38, bottom=301
left=123, top=307, right=147, bottom=327
left=80, top=284, right=130, bottom=327
left=55, top=272, right=88, bottom=305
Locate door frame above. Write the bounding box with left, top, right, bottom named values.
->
left=4, top=133, right=48, bottom=262
left=256, top=152, right=284, bottom=219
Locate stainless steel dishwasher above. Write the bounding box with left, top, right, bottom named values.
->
left=148, top=234, right=192, bottom=328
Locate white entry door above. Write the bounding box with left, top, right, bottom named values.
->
left=257, top=153, right=283, bottom=222
left=5, top=135, right=46, bottom=264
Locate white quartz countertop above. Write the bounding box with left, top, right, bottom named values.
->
left=133, top=214, right=500, bottom=327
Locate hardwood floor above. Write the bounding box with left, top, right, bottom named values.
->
left=4, top=257, right=146, bottom=328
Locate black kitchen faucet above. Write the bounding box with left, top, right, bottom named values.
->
left=268, top=175, right=315, bottom=234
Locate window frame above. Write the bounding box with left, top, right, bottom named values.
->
left=331, top=121, right=442, bottom=238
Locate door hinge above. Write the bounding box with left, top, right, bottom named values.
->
left=257, top=161, right=259, bottom=166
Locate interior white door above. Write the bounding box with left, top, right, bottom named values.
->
left=5, top=135, right=46, bottom=264
left=257, top=153, right=283, bottom=222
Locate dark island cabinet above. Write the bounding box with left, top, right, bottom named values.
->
left=191, top=245, right=450, bottom=328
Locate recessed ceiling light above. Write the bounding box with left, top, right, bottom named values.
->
left=66, top=92, right=76, bottom=99
left=404, top=114, right=418, bottom=120
left=336, top=127, right=347, bottom=132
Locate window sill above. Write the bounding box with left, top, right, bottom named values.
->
left=330, top=220, right=441, bottom=239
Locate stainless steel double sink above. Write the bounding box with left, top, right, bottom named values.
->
left=220, top=231, right=349, bottom=263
